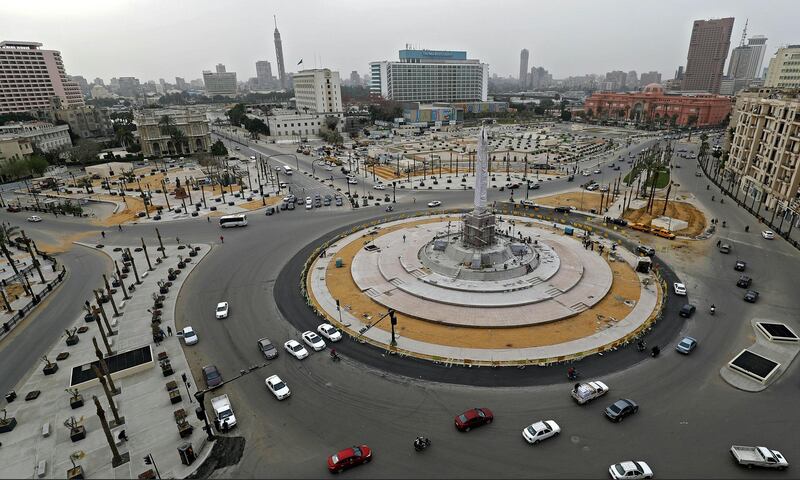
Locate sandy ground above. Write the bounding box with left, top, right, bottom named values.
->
left=535, top=192, right=608, bottom=213
left=238, top=196, right=282, bottom=211
left=313, top=217, right=643, bottom=349
left=623, top=200, right=707, bottom=237
left=36, top=231, right=98, bottom=254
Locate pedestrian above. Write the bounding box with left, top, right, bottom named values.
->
left=220, top=235, right=224, bottom=244
left=403, top=234, right=406, bottom=243
left=176, top=236, right=180, bottom=244
left=101, top=231, right=105, bottom=239
left=167, top=325, right=173, bottom=337
left=413, top=196, right=416, bottom=204
left=118, top=430, right=128, bottom=442
left=716, top=239, right=721, bottom=247
left=118, top=224, right=123, bottom=231
left=159, top=327, right=166, bottom=338
left=207, top=216, right=211, bottom=223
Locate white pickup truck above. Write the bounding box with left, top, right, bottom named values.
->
left=211, top=394, right=237, bottom=431
left=730, top=445, right=789, bottom=470
left=571, top=381, right=609, bottom=405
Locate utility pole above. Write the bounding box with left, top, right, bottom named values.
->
left=20, top=231, right=45, bottom=283
left=114, top=261, right=130, bottom=300
left=155, top=228, right=167, bottom=258
left=93, top=309, right=113, bottom=356
left=92, top=336, right=119, bottom=393
left=141, top=238, right=153, bottom=271
left=93, top=290, right=115, bottom=336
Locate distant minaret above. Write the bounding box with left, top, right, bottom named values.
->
left=273, top=15, right=287, bottom=89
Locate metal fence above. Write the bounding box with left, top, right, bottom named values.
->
left=0, top=267, right=66, bottom=341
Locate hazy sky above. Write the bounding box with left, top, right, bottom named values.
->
left=1, top=0, right=796, bottom=83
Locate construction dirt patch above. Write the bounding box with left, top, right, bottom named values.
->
left=310, top=217, right=644, bottom=350
left=238, top=195, right=282, bottom=211
left=37, top=231, right=99, bottom=254
left=536, top=192, right=606, bottom=213
left=623, top=200, right=706, bottom=237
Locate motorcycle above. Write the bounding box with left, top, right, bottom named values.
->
left=414, top=437, right=431, bottom=452
left=386, top=205, right=393, bottom=212
left=651, top=346, right=660, bottom=358
left=636, top=340, right=647, bottom=352
left=330, top=351, right=341, bottom=362
left=745, top=226, right=750, bottom=233
left=567, top=369, right=579, bottom=381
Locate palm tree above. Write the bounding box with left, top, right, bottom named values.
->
left=114, top=125, right=135, bottom=149
left=0, top=224, right=20, bottom=276
left=170, top=129, right=187, bottom=155
left=158, top=115, right=176, bottom=136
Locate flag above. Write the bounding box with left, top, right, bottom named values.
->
left=297, top=59, right=303, bottom=66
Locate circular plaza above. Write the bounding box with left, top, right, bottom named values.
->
left=306, top=212, right=664, bottom=365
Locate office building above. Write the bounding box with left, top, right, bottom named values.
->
left=70, top=75, right=91, bottom=96
left=529, top=66, right=552, bottom=90
left=764, top=45, right=800, bottom=89
left=267, top=111, right=343, bottom=139
left=519, top=49, right=530, bottom=89
left=682, top=17, right=735, bottom=93
left=175, top=77, right=187, bottom=91
left=584, top=83, right=731, bottom=126
left=627, top=71, right=638, bottom=89
left=293, top=69, right=342, bottom=114
left=0, top=40, right=85, bottom=114
left=202, top=70, right=237, bottom=97
left=640, top=71, right=662, bottom=85
left=91, top=85, right=113, bottom=99
left=117, top=77, right=141, bottom=98
left=349, top=71, right=361, bottom=86
left=605, top=71, right=628, bottom=91
left=216, top=63, right=226, bottom=74
left=273, top=16, right=287, bottom=89
left=370, top=48, right=488, bottom=103
left=0, top=121, right=71, bottom=152
left=255, top=60, right=274, bottom=89
left=135, top=109, right=210, bottom=157
left=724, top=88, right=800, bottom=213
left=93, top=77, right=104, bottom=86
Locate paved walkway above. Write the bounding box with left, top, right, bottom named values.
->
left=0, top=242, right=215, bottom=479
left=309, top=215, right=660, bottom=364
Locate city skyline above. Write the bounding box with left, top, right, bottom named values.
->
left=1, top=0, right=797, bottom=84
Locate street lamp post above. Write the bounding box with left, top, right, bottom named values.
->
left=392, top=181, right=396, bottom=203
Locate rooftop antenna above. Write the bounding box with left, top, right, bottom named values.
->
left=739, top=19, right=748, bottom=47
left=273, top=15, right=277, bottom=30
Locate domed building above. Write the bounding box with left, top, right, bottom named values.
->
left=584, top=83, right=732, bottom=127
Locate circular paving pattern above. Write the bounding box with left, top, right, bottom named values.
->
left=307, top=213, right=664, bottom=364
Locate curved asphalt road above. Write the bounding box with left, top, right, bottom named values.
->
left=4, top=132, right=798, bottom=478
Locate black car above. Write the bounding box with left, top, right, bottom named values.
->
left=202, top=365, right=223, bottom=389
left=257, top=337, right=278, bottom=360
left=679, top=304, right=696, bottom=318
left=554, top=206, right=572, bottom=213
left=736, top=275, right=752, bottom=288
left=265, top=206, right=275, bottom=215
left=610, top=218, right=628, bottom=227
left=744, top=290, right=759, bottom=303
left=734, top=260, right=746, bottom=271
left=605, top=399, right=639, bottom=422
left=637, top=245, right=656, bottom=257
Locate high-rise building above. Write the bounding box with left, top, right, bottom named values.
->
left=605, top=70, right=627, bottom=90
left=529, top=66, right=552, bottom=90
left=627, top=71, right=639, bottom=89
left=255, top=60, right=273, bottom=89
left=215, top=63, right=226, bottom=74
left=116, top=76, right=141, bottom=98
left=519, top=49, right=530, bottom=89
left=764, top=45, right=800, bottom=89
left=675, top=66, right=685, bottom=80
left=293, top=69, right=342, bottom=114
left=70, top=75, right=91, bottom=96
left=745, top=35, right=768, bottom=79
left=175, top=77, right=187, bottom=91
left=724, top=88, right=800, bottom=213
left=682, top=17, right=735, bottom=93
left=370, top=48, right=488, bottom=103
left=0, top=41, right=85, bottom=114
left=158, top=78, right=168, bottom=94
left=640, top=71, right=662, bottom=85
left=349, top=70, right=361, bottom=86
left=93, top=77, right=104, bottom=86
left=202, top=70, right=237, bottom=97
left=273, top=15, right=287, bottom=89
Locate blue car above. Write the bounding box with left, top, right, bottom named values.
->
left=676, top=337, right=697, bottom=355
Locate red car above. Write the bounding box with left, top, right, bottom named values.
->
left=454, top=407, right=494, bottom=432
left=327, top=445, right=372, bottom=473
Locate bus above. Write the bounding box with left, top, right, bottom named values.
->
left=219, top=214, right=248, bottom=228
left=282, top=166, right=293, bottom=175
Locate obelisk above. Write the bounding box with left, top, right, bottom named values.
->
left=463, top=126, right=496, bottom=248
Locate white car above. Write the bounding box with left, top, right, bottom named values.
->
left=301, top=331, right=326, bottom=351
left=26, top=215, right=42, bottom=222
left=348, top=177, right=358, bottom=185
left=265, top=375, right=291, bottom=400
left=215, top=302, right=229, bottom=319
left=181, top=326, right=198, bottom=345
left=609, top=461, right=653, bottom=479
left=593, top=169, right=601, bottom=174
left=305, top=199, right=313, bottom=210
left=317, top=323, right=342, bottom=342
left=373, top=183, right=386, bottom=190
left=521, top=420, right=561, bottom=444
left=427, top=200, right=442, bottom=208
left=761, top=230, right=775, bottom=240
left=284, top=340, right=309, bottom=360
left=673, top=282, right=687, bottom=296
left=582, top=170, right=591, bottom=176
left=249, top=156, right=256, bottom=161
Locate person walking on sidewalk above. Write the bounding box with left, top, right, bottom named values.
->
left=220, top=235, right=224, bottom=244
left=167, top=326, right=173, bottom=336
